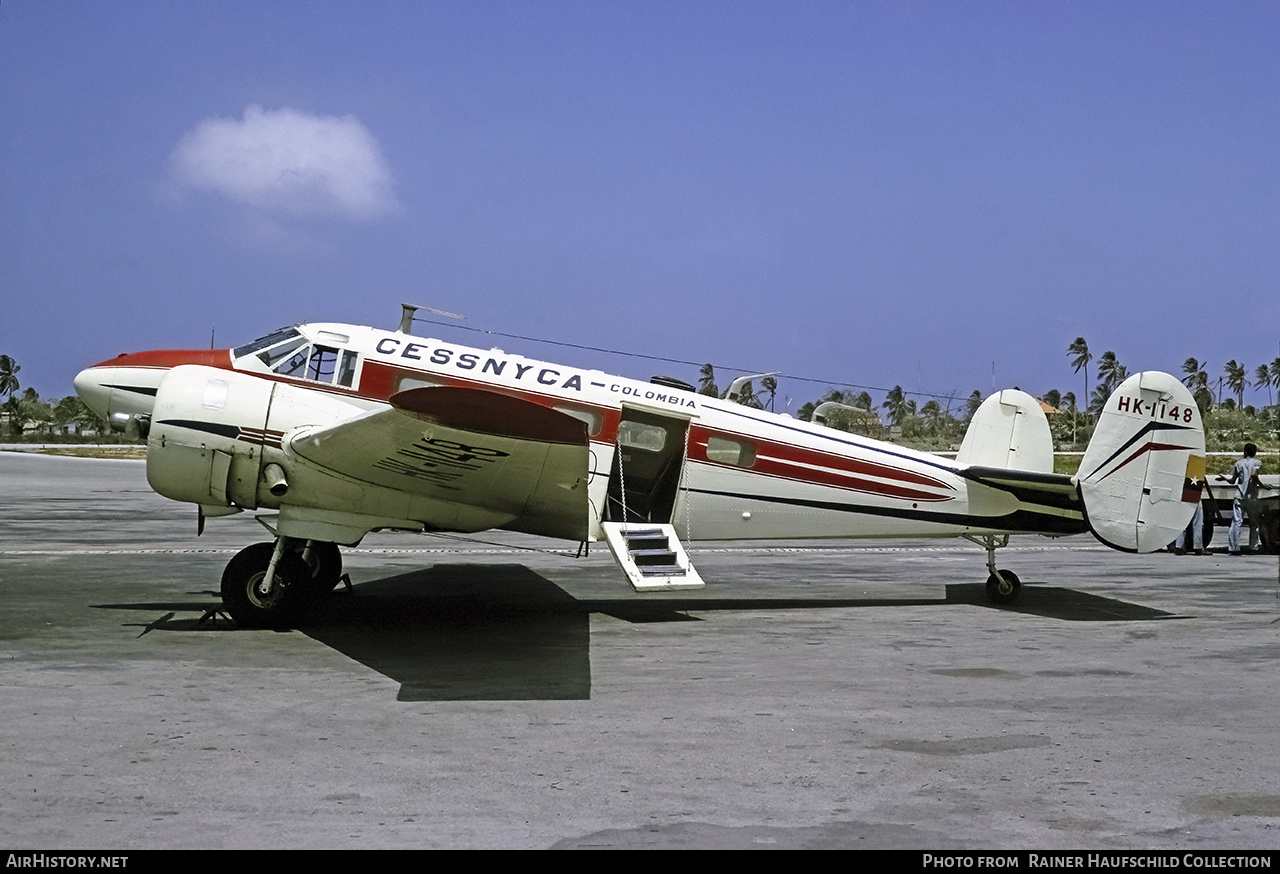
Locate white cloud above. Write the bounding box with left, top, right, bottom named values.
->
left=170, top=105, right=397, bottom=220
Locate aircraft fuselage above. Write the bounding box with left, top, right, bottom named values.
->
left=74, top=321, right=1085, bottom=547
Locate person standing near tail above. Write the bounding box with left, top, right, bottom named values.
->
left=1219, top=444, right=1274, bottom=554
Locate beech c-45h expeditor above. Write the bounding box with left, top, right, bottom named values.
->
left=74, top=306, right=1206, bottom=628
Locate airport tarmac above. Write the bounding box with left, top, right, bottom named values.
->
left=3, top=451, right=1280, bottom=850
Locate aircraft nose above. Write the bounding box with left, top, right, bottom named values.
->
left=73, top=367, right=112, bottom=421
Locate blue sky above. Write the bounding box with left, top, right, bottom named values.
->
left=3, top=1, right=1279, bottom=413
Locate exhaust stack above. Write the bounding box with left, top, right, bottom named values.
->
left=263, top=463, right=289, bottom=497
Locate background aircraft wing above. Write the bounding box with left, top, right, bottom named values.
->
left=959, top=466, right=1081, bottom=510
left=958, top=465, right=1087, bottom=533
left=290, top=386, right=590, bottom=538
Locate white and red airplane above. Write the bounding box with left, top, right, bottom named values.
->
left=74, top=306, right=1206, bottom=627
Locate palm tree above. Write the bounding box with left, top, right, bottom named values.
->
left=1089, top=383, right=1112, bottom=414
left=1255, top=363, right=1272, bottom=407
left=735, top=381, right=762, bottom=409
left=0, top=357, right=21, bottom=438
left=1097, top=351, right=1127, bottom=394
left=1067, top=338, right=1091, bottom=417
left=0, top=355, right=19, bottom=400
left=919, top=399, right=944, bottom=437
left=1181, top=357, right=1214, bottom=411
left=964, top=390, right=983, bottom=421
left=1224, top=360, right=1248, bottom=407
left=697, top=363, right=719, bottom=398
left=74, top=397, right=105, bottom=434
left=882, top=385, right=909, bottom=427
left=3, top=387, right=37, bottom=438
left=1181, top=357, right=1208, bottom=392
left=759, top=375, right=777, bottom=411
left=1061, top=390, right=1079, bottom=442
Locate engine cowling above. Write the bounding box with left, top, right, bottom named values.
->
left=146, top=365, right=274, bottom=510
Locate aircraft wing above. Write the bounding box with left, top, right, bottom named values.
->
left=290, top=386, right=590, bottom=538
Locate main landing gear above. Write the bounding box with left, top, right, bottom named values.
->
left=963, top=534, right=1021, bottom=605
left=220, top=538, right=344, bottom=628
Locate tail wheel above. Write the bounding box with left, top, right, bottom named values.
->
left=986, top=570, right=1021, bottom=605
left=221, top=541, right=312, bottom=629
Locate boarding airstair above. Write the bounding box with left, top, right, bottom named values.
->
left=601, top=522, right=705, bottom=591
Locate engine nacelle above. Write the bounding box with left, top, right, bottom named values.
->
left=147, top=365, right=275, bottom=509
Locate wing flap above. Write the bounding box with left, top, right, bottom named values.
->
left=291, top=387, right=589, bottom=538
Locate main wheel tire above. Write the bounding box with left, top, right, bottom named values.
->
left=221, top=542, right=312, bottom=629
left=986, top=569, right=1021, bottom=605
left=296, top=541, right=342, bottom=593
left=1259, top=512, right=1280, bottom=555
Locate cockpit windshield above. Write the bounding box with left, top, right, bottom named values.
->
left=232, top=327, right=360, bottom=389
left=232, top=327, right=305, bottom=364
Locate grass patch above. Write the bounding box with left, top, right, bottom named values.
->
left=1, top=445, right=147, bottom=459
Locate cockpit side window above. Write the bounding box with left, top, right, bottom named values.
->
left=274, top=345, right=312, bottom=379
left=271, top=343, right=361, bottom=389
left=258, top=338, right=309, bottom=369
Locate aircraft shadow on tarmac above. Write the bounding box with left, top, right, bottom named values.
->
left=95, top=564, right=1179, bottom=703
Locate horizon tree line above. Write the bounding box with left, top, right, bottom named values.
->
left=3, top=346, right=1278, bottom=444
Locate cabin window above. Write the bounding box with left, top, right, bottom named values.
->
left=395, top=373, right=444, bottom=393
left=554, top=405, right=603, bottom=437
left=618, top=421, right=667, bottom=452
left=706, top=436, right=756, bottom=468
left=337, top=350, right=359, bottom=387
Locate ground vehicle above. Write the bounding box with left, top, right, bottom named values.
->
left=1198, top=475, right=1280, bottom=553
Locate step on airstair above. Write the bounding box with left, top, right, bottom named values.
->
left=601, top=522, right=705, bottom=591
